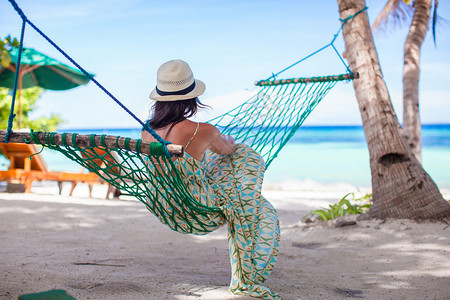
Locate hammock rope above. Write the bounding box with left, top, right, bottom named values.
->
left=2, top=0, right=362, bottom=232
left=5, top=17, right=26, bottom=143
left=264, top=6, right=367, bottom=81
left=1, top=130, right=221, bottom=234
left=211, top=73, right=357, bottom=167
left=4, top=0, right=173, bottom=157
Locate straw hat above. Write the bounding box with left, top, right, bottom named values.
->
left=149, top=60, right=206, bottom=101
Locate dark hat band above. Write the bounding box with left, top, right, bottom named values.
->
left=155, top=81, right=196, bottom=96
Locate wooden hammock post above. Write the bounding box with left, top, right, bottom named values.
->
left=17, top=71, right=23, bottom=129
left=6, top=64, right=41, bottom=129
left=0, top=131, right=184, bottom=157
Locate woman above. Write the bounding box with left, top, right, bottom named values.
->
left=141, top=60, right=236, bottom=159
left=143, top=60, right=280, bottom=300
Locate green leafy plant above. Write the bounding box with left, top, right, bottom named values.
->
left=0, top=87, right=64, bottom=132
left=309, top=193, right=372, bottom=221
left=1, top=35, right=19, bottom=68
left=1, top=35, right=64, bottom=133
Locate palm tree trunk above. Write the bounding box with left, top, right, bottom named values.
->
left=402, top=0, right=432, bottom=164
left=336, top=0, right=450, bottom=219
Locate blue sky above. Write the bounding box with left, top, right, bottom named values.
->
left=1, top=0, right=449, bottom=129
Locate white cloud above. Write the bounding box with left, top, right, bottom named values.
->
left=303, top=85, right=362, bottom=125
left=419, top=90, right=450, bottom=124
left=421, top=62, right=450, bottom=74
left=194, top=90, right=255, bottom=122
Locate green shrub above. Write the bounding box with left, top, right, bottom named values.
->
left=309, top=193, right=372, bottom=221
left=0, top=87, right=64, bottom=132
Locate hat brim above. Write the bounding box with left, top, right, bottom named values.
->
left=149, top=79, right=206, bottom=101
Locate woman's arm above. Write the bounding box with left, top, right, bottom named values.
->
left=207, top=125, right=236, bottom=155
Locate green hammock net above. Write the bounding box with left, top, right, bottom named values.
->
left=211, top=74, right=350, bottom=167
left=6, top=73, right=353, bottom=234
left=2, top=0, right=364, bottom=235
left=47, top=137, right=224, bottom=234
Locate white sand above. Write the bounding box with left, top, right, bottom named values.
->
left=0, top=181, right=449, bottom=300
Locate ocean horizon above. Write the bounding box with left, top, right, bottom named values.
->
left=2, top=124, right=449, bottom=189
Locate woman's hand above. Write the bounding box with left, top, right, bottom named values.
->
left=208, top=129, right=237, bottom=155
left=223, top=134, right=235, bottom=144
left=222, top=134, right=236, bottom=153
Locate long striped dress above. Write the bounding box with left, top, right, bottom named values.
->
left=174, top=143, right=281, bottom=299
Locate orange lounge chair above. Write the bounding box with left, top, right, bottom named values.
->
left=70, top=148, right=122, bottom=199
left=0, top=142, right=105, bottom=195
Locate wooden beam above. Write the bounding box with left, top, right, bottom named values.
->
left=255, top=72, right=360, bottom=86
left=0, top=131, right=184, bottom=157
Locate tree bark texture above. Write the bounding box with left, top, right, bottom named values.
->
left=337, top=0, right=450, bottom=219
left=402, top=0, right=432, bottom=164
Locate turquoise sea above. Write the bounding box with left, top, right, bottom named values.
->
left=2, top=125, right=449, bottom=189
left=264, top=124, right=450, bottom=189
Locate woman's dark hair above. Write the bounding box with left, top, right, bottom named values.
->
left=146, top=97, right=209, bottom=136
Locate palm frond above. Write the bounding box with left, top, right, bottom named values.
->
left=431, top=0, right=438, bottom=46
left=372, top=0, right=414, bottom=32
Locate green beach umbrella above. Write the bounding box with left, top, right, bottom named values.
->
left=0, top=47, right=93, bottom=128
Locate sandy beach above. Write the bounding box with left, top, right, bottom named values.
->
left=0, top=181, right=449, bottom=300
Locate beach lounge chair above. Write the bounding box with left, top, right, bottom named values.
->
left=0, top=142, right=104, bottom=195
left=70, top=147, right=122, bottom=199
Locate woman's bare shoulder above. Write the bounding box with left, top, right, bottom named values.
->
left=198, top=122, right=221, bottom=135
